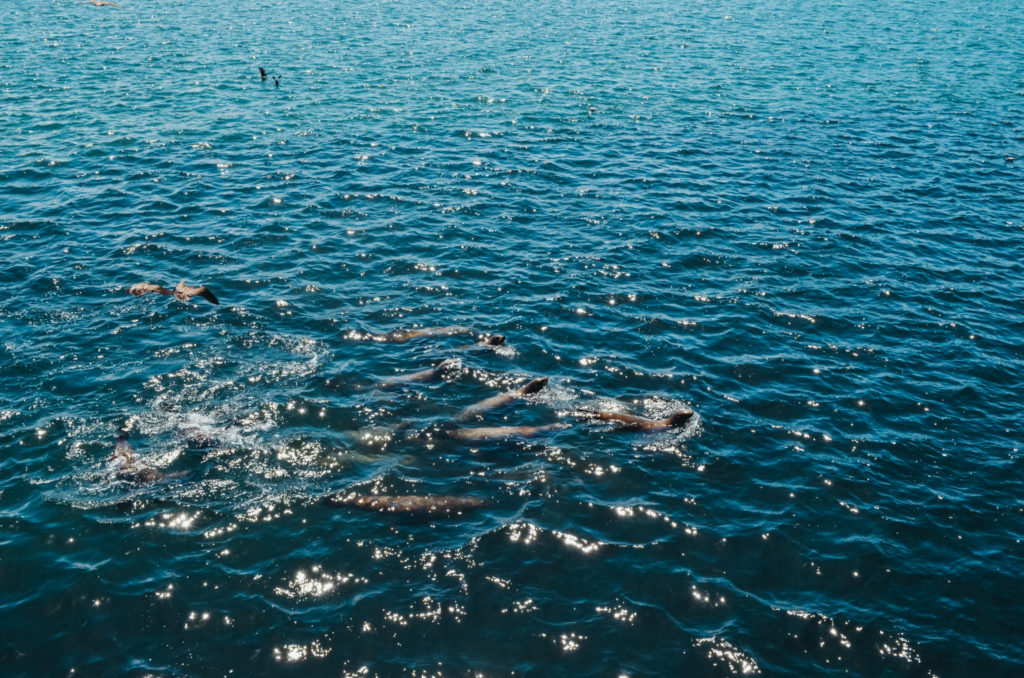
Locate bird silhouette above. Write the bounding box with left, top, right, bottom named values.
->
left=128, top=281, right=219, bottom=305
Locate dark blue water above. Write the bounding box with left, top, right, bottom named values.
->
left=2, top=0, right=1023, bottom=675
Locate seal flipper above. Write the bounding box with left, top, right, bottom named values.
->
left=519, top=377, right=548, bottom=395
left=664, top=410, right=695, bottom=427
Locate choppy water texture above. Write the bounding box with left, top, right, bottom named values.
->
left=2, top=0, right=1023, bottom=675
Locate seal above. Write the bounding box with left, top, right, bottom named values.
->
left=81, top=0, right=121, bottom=7
left=454, top=377, right=548, bottom=422
left=378, top=358, right=460, bottom=388
left=458, top=334, right=506, bottom=351
left=111, top=428, right=188, bottom=483
left=323, top=493, right=487, bottom=514
left=128, top=280, right=219, bottom=305
left=366, top=326, right=476, bottom=343
left=579, top=409, right=694, bottom=431
left=448, top=422, right=569, bottom=441
left=112, top=427, right=135, bottom=464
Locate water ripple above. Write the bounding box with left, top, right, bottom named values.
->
left=2, top=0, right=1024, bottom=675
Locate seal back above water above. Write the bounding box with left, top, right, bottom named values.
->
left=323, top=493, right=487, bottom=514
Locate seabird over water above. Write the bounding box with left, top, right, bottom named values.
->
left=128, top=281, right=219, bottom=305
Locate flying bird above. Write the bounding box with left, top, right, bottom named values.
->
left=128, top=280, right=219, bottom=305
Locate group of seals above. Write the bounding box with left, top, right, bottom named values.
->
left=443, top=374, right=693, bottom=441
left=110, top=308, right=695, bottom=513
left=333, top=329, right=695, bottom=512
left=342, top=372, right=692, bottom=512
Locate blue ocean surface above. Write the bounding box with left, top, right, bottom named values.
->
left=2, top=0, right=1023, bottom=675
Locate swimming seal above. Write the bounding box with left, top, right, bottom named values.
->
left=366, top=326, right=476, bottom=343
left=454, top=377, right=548, bottom=422
left=579, top=409, right=694, bottom=431
left=448, top=422, right=569, bottom=441
left=128, top=281, right=219, bottom=305
left=323, top=493, right=487, bottom=514
left=111, top=428, right=187, bottom=483
left=378, top=358, right=460, bottom=388
left=458, top=334, right=506, bottom=350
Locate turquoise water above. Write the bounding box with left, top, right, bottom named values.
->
left=2, top=0, right=1023, bottom=675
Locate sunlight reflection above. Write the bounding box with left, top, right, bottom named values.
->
left=695, top=637, right=761, bottom=675
left=274, top=565, right=368, bottom=600
left=272, top=640, right=331, bottom=662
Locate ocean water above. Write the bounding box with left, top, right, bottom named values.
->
left=2, top=0, right=1023, bottom=675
